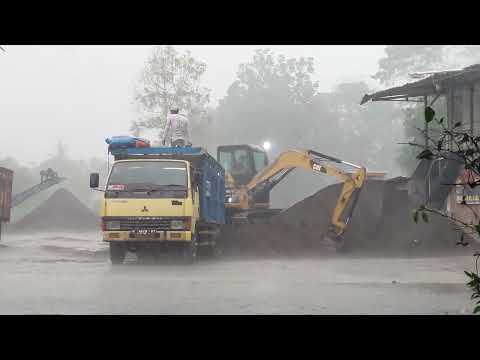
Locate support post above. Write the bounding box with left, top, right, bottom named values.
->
left=471, top=85, right=475, bottom=136
left=447, top=89, right=454, bottom=150
left=424, top=96, right=428, bottom=147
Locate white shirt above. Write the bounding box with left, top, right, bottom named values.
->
left=163, top=113, right=192, bottom=145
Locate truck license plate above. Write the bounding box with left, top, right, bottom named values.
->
left=132, top=229, right=161, bottom=235
left=130, top=230, right=163, bottom=239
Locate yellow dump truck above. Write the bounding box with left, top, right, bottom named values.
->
left=90, top=139, right=225, bottom=264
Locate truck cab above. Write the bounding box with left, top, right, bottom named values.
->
left=90, top=145, right=225, bottom=264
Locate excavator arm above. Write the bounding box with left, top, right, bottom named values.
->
left=245, top=149, right=367, bottom=243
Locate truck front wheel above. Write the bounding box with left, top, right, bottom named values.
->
left=182, top=237, right=197, bottom=264
left=110, top=242, right=126, bottom=265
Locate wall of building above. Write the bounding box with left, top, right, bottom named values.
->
left=445, top=83, right=480, bottom=227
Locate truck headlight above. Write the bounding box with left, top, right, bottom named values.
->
left=170, top=218, right=191, bottom=230
left=171, top=220, right=183, bottom=229
left=105, top=220, right=121, bottom=230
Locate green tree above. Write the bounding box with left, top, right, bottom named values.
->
left=374, top=45, right=480, bottom=86
left=214, top=50, right=405, bottom=207
left=374, top=46, right=446, bottom=86
left=213, top=49, right=326, bottom=207
left=216, top=49, right=320, bottom=150
left=131, top=45, right=211, bottom=141
left=325, top=82, right=403, bottom=175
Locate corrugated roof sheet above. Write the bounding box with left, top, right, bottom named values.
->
left=360, top=64, right=480, bottom=105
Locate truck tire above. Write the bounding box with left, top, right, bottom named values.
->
left=182, top=237, right=197, bottom=264
left=110, top=242, right=126, bottom=265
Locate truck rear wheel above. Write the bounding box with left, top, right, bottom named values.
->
left=110, top=242, right=126, bottom=265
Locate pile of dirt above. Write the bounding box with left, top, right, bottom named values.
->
left=8, top=188, right=99, bottom=233
left=220, top=177, right=480, bottom=256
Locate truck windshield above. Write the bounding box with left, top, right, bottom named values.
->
left=107, top=161, right=187, bottom=191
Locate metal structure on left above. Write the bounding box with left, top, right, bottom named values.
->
left=0, top=167, right=14, bottom=240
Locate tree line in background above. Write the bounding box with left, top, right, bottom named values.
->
left=4, top=45, right=480, bottom=214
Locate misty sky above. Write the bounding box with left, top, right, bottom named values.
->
left=0, top=45, right=386, bottom=165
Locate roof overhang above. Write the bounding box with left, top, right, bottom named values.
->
left=361, top=64, right=480, bottom=105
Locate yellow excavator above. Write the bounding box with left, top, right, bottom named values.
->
left=217, top=144, right=369, bottom=249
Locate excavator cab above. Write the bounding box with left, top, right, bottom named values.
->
left=217, top=144, right=268, bottom=185
left=217, top=144, right=271, bottom=211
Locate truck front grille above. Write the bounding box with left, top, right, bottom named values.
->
left=118, top=218, right=171, bottom=231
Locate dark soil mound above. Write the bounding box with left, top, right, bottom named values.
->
left=220, top=177, right=479, bottom=256
left=9, top=188, right=99, bottom=233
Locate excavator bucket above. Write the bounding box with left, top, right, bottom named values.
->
left=319, top=186, right=362, bottom=251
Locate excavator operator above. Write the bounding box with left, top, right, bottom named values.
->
left=230, top=154, right=252, bottom=185
left=231, top=155, right=249, bottom=176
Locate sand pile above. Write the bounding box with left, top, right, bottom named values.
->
left=220, top=177, right=479, bottom=256
left=9, top=188, right=99, bottom=233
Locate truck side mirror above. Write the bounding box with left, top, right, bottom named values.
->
left=90, top=173, right=100, bottom=188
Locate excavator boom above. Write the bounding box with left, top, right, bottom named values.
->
left=245, top=149, right=366, bottom=244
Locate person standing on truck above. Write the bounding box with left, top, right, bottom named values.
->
left=162, top=108, right=192, bottom=147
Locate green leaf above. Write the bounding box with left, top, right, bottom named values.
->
left=421, top=211, right=429, bottom=223
left=474, top=305, right=480, bottom=314
left=454, top=121, right=462, bottom=128
left=425, top=106, right=435, bottom=123
left=475, top=224, right=480, bottom=235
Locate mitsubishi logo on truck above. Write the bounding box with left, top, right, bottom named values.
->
left=141, top=206, right=149, bottom=213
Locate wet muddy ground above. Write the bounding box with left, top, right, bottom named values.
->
left=0, top=232, right=476, bottom=314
